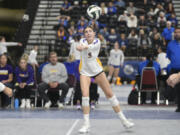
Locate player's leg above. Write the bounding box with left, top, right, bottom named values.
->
left=79, top=75, right=91, bottom=133
left=3, top=87, right=13, bottom=97
left=112, top=67, right=120, bottom=84
left=107, top=65, right=114, bottom=82
left=95, top=72, right=134, bottom=128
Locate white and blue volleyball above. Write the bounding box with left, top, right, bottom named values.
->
left=87, top=5, right=102, bottom=20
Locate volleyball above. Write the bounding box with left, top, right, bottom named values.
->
left=87, top=5, right=102, bottom=20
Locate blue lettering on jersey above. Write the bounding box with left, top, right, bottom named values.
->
left=94, top=39, right=98, bottom=44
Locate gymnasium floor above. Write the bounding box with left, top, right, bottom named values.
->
left=0, top=85, right=180, bottom=135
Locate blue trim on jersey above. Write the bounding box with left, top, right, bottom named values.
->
left=110, top=64, right=120, bottom=68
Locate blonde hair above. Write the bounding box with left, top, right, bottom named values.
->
left=20, top=53, right=29, bottom=62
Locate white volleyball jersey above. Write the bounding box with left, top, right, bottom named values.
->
left=79, top=38, right=103, bottom=77
left=0, top=82, right=5, bottom=92
left=108, top=49, right=124, bottom=66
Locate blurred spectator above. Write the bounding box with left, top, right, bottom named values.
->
left=107, top=28, right=119, bottom=50
left=56, top=15, right=71, bottom=29
left=149, top=27, right=160, bottom=40
left=88, top=19, right=99, bottom=30
left=118, top=10, right=128, bottom=22
left=138, top=15, right=148, bottom=31
left=69, top=35, right=81, bottom=61
left=146, top=15, right=156, bottom=31
left=77, top=16, right=88, bottom=27
left=156, top=46, right=170, bottom=72
left=100, top=2, right=108, bottom=14
left=38, top=52, right=69, bottom=109
left=127, top=29, right=138, bottom=55
left=98, top=10, right=108, bottom=29
left=81, top=0, right=88, bottom=15
left=77, top=20, right=86, bottom=32
left=166, top=2, right=174, bottom=14
left=114, top=0, right=125, bottom=8
left=154, top=3, right=164, bottom=16
left=127, top=13, right=138, bottom=28
left=157, top=12, right=167, bottom=30
left=56, top=25, right=68, bottom=43
left=0, top=54, right=13, bottom=108
left=168, top=13, right=178, bottom=27
left=99, top=27, right=109, bottom=39
left=162, top=21, right=175, bottom=46
left=14, top=54, right=34, bottom=109
left=126, top=2, right=138, bottom=14
left=98, top=33, right=107, bottom=56
left=138, top=29, right=152, bottom=55
left=119, top=33, right=128, bottom=52
left=151, top=33, right=163, bottom=54
left=60, top=0, right=72, bottom=16
left=107, top=2, right=117, bottom=16
left=147, top=7, right=156, bottom=17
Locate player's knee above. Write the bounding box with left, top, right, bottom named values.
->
left=82, top=97, right=90, bottom=106
left=108, top=95, right=119, bottom=107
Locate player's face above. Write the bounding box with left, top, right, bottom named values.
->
left=0, top=55, right=7, bottom=65
left=49, top=54, right=58, bottom=65
left=19, top=59, right=27, bottom=70
left=84, top=27, right=95, bottom=43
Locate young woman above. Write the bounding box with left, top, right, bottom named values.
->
left=15, top=54, right=34, bottom=109
left=107, top=41, right=124, bottom=85
left=76, top=26, right=134, bottom=133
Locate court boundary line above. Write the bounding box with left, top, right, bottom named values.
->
left=66, top=119, right=79, bottom=135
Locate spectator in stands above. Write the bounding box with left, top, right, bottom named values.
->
left=138, top=29, right=152, bottom=55
left=88, top=20, right=99, bottom=30
left=69, top=34, right=81, bottom=61
left=14, top=54, right=34, bottom=109
left=166, top=27, right=180, bottom=112
left=138, top=15, right=148, bottom=31
left=99, top=27, right=109, bottom=39
left=137, top=54, right=161, bottom=104
left=114, top=0, right=125, bottom=8
left=56, top=25, right=67, bottom=43
left=0, top=54, right=13, bottom=108
left=107, top=2, right=117, bottom=16
left=77, top=20, right=87, bottom=32
left=157, top=12, right=167, bottom=31
left=156, top=46, right=170, bottom=73
left=166, top=2, right=174, bottom=14
left=127, top=13, right=138, bottom=29
left=107, top=42, right=124, bottom=85
left=149, top=27, right=160, bottom=40
left=77, top=16, right=88, bottom=27
left=107, top=28, right=119, bottom=50
left=127, top=29, right=138, bottom=55
left=99, top=10, right=108, bottom=29
left=119, top=33, right=128, bottom=53
left=152, top=33, right=163, bottom=54
left=147, top=16, right=157, bottom=32
left=100, top=2, right=108, bottom=14
left=147, top=8, right=155, bottom=17
left=118, top=10, right=128, bottom=22
left=154, top=3, right=164, bottom=16
left=162, top=21, right=175, bottom=46
left=60, top=0, right=72, bottom=16
left=38, top=52, right=69, bottom=109
left=98, top=33, right=107, bottom=56
left=0, top=36, right=22, bottom=55
left=168, top=13, right=178, bottom=27
left=56, top=15, right=71, bottom=29
left=126, top=2, right=138, bottom=14
left=81, top=0, right=88, bottom=16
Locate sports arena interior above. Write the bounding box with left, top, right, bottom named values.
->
left=0, top=0, right=180, bottom=135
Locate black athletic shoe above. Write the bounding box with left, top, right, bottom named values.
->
left=175, top=108, right=180, bottom=112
